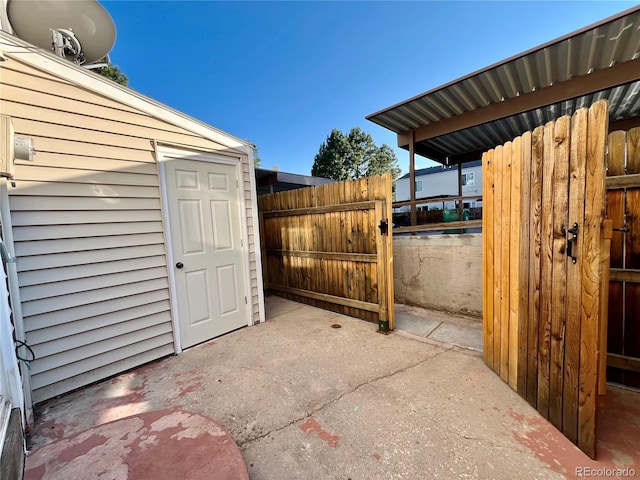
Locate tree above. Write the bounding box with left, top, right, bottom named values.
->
left=245, top=139, right=261, bottom=167
left=311, top=127, right=401, bottom=181
left=95, top=59, right=128, bottom=86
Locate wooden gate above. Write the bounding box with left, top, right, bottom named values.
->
left=482, top=100, right=609, bottom=459
left=258, top=174, right=394, bottom=330
left=606, top=127, right=640, bottom=389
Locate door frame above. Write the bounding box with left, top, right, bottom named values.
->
left=156, top=144, right=253, bottom=353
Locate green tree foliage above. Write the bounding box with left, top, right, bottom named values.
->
left=244, top=139, right=261, bottom=167
left=311, top=127, right=401, bottom=181
left=95, top=60, right=128, bottom=86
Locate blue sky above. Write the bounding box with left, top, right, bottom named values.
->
left=103, top=1, right=636, bottom=175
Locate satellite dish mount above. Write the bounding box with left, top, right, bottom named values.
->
left=51, top=28, right=85, bottom=64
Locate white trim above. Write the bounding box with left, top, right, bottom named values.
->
left=0, top=32, right=249, bottom=153
left=0, top=178, right=32, bottom=425
left=248, top=153, right=266, bottom=323
left=155, top=144, right=182, bottom=355
left=157, top=146, right=253, bottom=347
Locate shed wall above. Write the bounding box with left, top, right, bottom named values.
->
left=0, top=58, right=261, bottom=402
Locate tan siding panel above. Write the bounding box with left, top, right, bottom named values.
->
left=26, top=301, right=171, bottom=345
left=17, top=257, right=168, bottom=286
left=29, top=331, right=174, bottom=386
left=14, top=165, right=159, bottom=186
left=9, top=181, right=160, bottom=198
left=8, top=116, right=154, bottom=152
left=31, top=344, right=175, bottom=403
left=13, top=152, right=157, bottom=174
left=17, top=244, right=166, bottom=272
left=24, top=289, right=170, bottom=331
left=1, top=63, right=140, bottom=112
left=14, top=233, right=165, bottom=256
left=10, top=196, right=161, bottom=212
left=21, top=266, right=168, bottom=302
left=22, top=277, right=169, bottom=317
left=13, top=221, right=164, bottom=241
left=28, top=136, right=155, bottom=162
left=12, top=209, right=163, bottom=227
left=3, top=98, right=227, bottom=150
left=31, top=311, right=172, bottom=356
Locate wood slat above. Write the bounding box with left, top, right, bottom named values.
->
left=492, top=146, right=504, bottom=375
left=577, top=99, right=608, bottom=459
left=508, top=138, right=521, bottom=390
left=527, top=125, right=544, bottom=407
left=263, top=201, right=377, bottom=218
left=537, top=120, right=555, bottom=418
left=607, top=353, right=640, bottom=373
left=563, top=107, right=588, bottom=444
left=482, top=150, right=495, bottom=368
left=605, top=173, right=640, bottom=189
left=392, top=220, right=482, bottom=234
left=549, top=115, right=570, bottom=429
left=609, top=268, right=640, bottom=282
left=599, top=220, right=612, bottom=396
left=517, top=132, right=532, bottom=397
left=628, top=127, right=640, bottom=174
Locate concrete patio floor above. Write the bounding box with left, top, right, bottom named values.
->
left=24, top=297, right=639, bottom=479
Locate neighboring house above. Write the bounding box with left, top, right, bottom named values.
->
left=0, top=30, right=265, bottom=427
left=395, top=160, right=482, bottom=211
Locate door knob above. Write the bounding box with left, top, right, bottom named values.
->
left=176, top=262, right=184, bottom=269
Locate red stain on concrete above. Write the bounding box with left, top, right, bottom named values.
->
left=373, top=453, right=381, bottom=460
left=299, top=417, right=340, bottom=447
left=25, top=409, right=249, bottom=480
left=507, top=386, right=640, bottom=478
left=56, top=433, right=108, bottom=464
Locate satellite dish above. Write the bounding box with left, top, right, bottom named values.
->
left=6, top=0, right=116, bottom=64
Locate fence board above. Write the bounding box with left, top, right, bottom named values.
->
left=549, top=116, right=570, bottom=429
left=563, top=107, right=588, bottom=443
left=482, top=150, right=495, bottom=368
left=538, top=120, right=556, bottom=418
left=577, top=100, right=607, bottom=459
left=517, top=132, right=532, bottom=397
left=493, top=146, right=504, bottom=375
left=527, top=125, right=544, bottom=406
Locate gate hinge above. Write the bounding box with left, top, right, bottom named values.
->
left=378, top=219, right=389, bottom=236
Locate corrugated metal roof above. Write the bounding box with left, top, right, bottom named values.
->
left=367, top=6, right=640, bottom=163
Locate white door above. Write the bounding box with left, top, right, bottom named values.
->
left=165, top=157, right=248, bottom=349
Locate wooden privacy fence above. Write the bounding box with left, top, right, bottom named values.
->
left=606, top=127, right=640, bottom=389
left=482, top=100, right=609, bottom=459
left=258, top=174, right=394, bottom=331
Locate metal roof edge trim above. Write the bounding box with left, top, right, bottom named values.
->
left=365, top=4, right=640, bottom=121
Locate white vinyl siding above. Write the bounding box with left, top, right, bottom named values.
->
left=2, top=57, right=262, bottom=402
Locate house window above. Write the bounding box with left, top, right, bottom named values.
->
left=462, top=172, right=475, bottom=186
left=415, top=180, right=423, bottom=192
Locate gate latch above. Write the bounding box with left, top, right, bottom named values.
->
left=378, top=219, right=389, bottom=236
left=566, top=223, right=579, bottom=264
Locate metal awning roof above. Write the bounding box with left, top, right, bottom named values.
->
left=255, top=168, right=334, bottom=196
left=366, top=5, right=640, bottom=164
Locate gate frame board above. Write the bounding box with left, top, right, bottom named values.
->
left=258, top=174, right=394, bottom=330
left=482, top=100, right=610, bottom=459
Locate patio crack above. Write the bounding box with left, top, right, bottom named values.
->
left=237, top=345, right=454, bottom=447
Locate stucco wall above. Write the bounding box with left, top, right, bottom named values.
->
left=393, top=234, right=482, bottom=317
